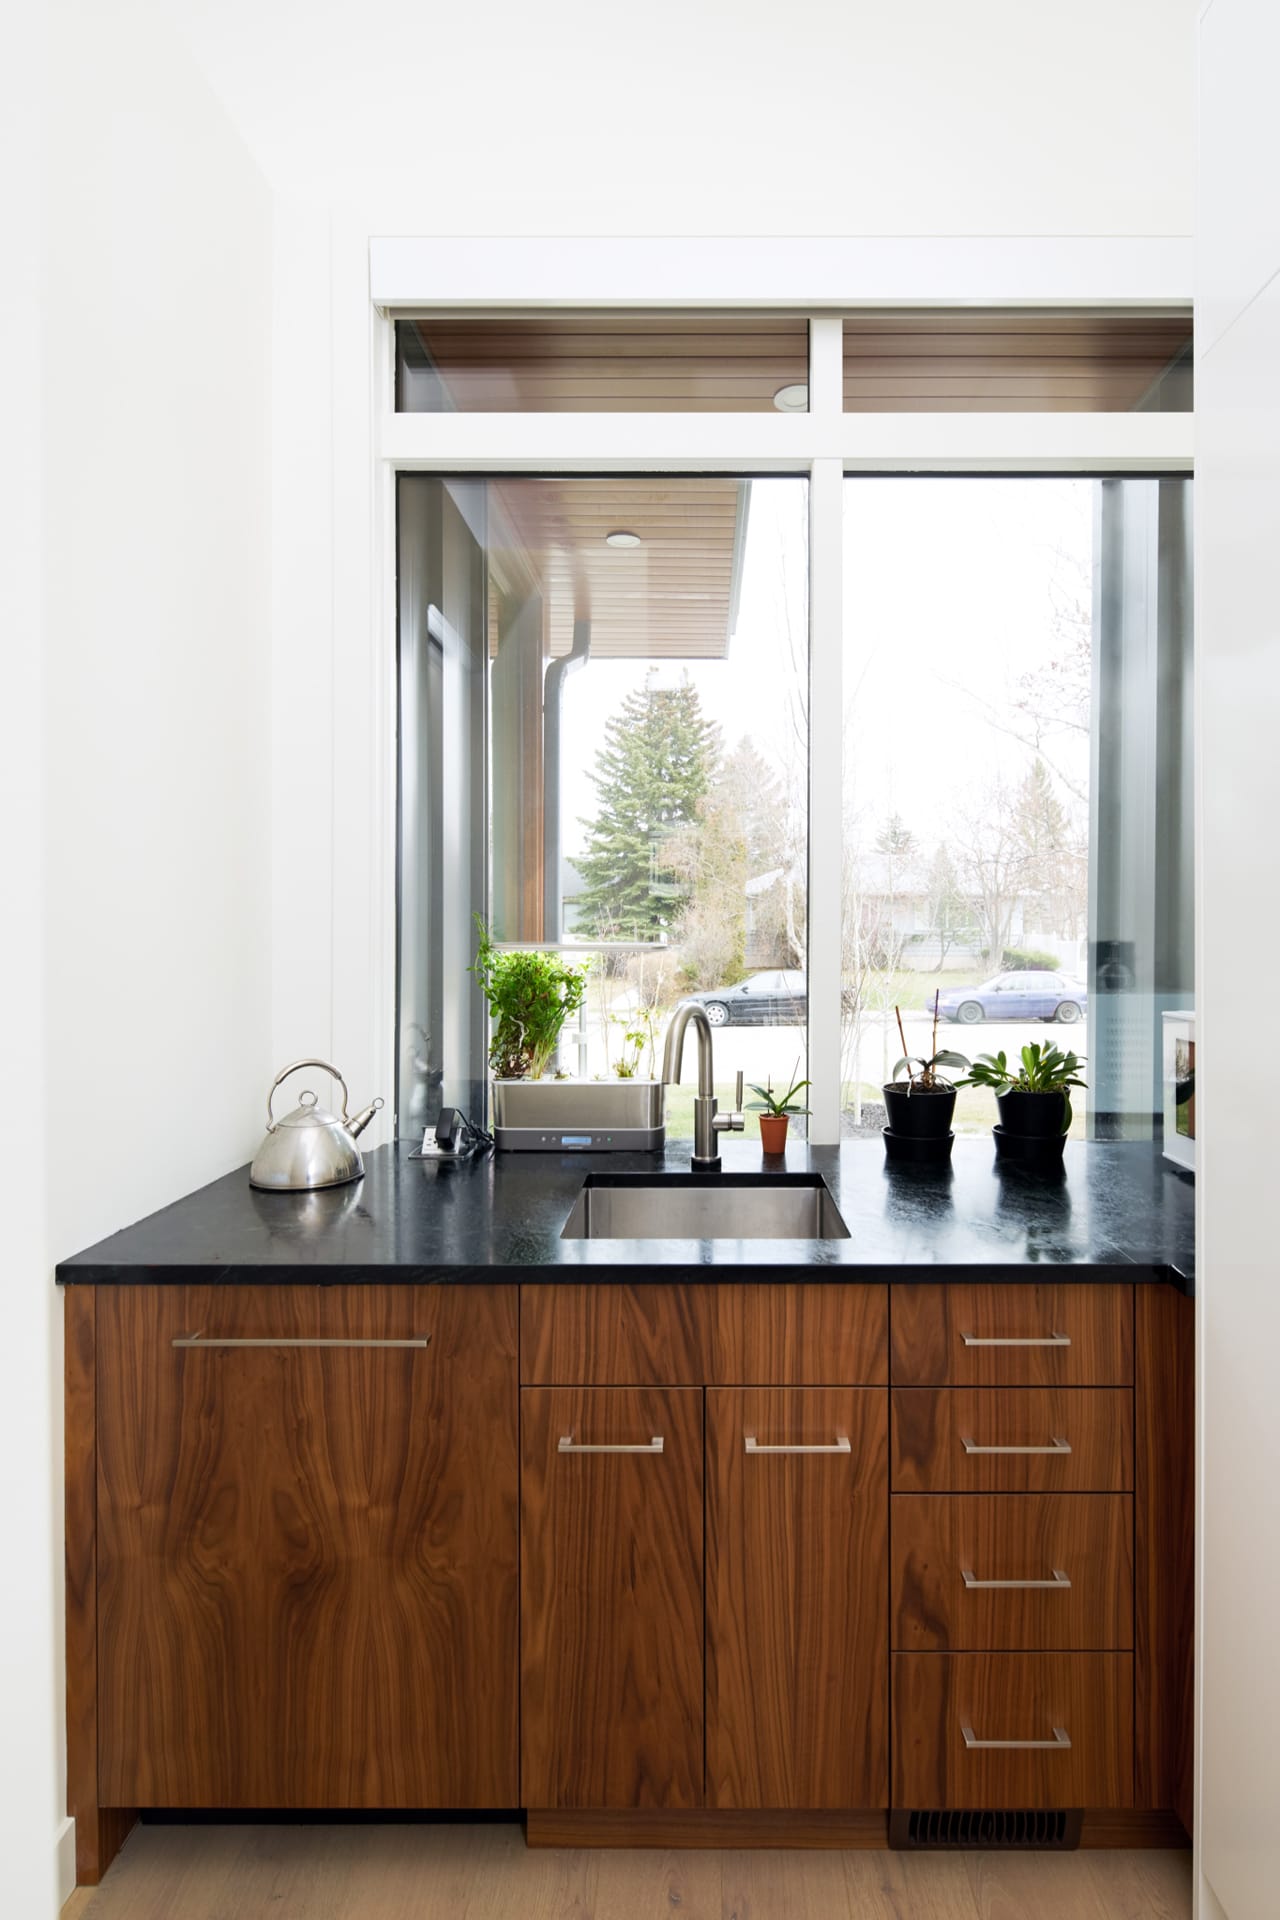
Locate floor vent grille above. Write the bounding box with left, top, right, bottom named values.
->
left=889, top=1808, right=1082, bottom=1851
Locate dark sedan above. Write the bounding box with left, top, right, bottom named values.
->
left=683, top=969, right=807, bottom=1027
left=933, top=970, right=1087, bottom=1025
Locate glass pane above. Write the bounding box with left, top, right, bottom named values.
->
left=396, top=316, right=810, bottom=413
left=840, top=477, right=1193, bottom=1141
left=843, top=311, right=1192, bottom=412
left=396, top=475, right=810, bottom=1145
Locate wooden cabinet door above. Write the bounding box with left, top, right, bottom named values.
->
left=521, top=1387, right=704, bottom=1809
left=706, top=1388, right=889, bottom=1810
left=96, top=1285, right=518, bottom=1808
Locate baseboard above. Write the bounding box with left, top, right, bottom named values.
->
left=1079, top=1809, right=1191, bottom=1849
left=56, top=1817, right=77, bottom=1907
left=526, top=1809, right=889, bottom=1848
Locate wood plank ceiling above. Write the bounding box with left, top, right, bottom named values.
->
left=398, top=317, right=808, bottom=413
left=486, top=479, right=748, bottom=660
left=842, top=312, right=1193, bottom=412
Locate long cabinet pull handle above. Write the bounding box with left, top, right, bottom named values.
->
left=961, top=1333, right=1071, bottom=1347
left=172, top=1333, right=431, bottom=1349
left=961, top=1435, right=1072, bottom=1456
left=744, top=1434, right=851, bottom=1455
left=961, top=1722, right=1071, bottom=1751
left=962, top=1567, right=1072, bottom=1590
left=558, top=1435, right=664, bottom=1454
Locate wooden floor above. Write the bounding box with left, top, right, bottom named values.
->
left=60, top=1821, right=1192, bottom=1920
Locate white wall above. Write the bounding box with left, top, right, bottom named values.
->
left=1, top=5, right=274, bottom=1911
left=1196, top=7, right=1280, bottom=1915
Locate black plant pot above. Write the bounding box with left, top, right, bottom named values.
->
left=995, top=1088, right=1068, bottom=1139
left=882, top=1083, right=957, bottom=1140
left=993, top=1124, right=1067, bottom=1166
left=883, top=1126, right=955, bottom=1165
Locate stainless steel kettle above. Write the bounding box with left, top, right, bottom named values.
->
left=249, top=1059, right=384, bottom=1191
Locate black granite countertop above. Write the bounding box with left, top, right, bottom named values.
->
left=57, top=1139, right=1194, bottom=1291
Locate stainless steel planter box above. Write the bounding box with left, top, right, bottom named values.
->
left=491, top=1079, right=665, bottom=1151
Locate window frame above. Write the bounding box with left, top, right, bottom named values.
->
left=372, top=259, right=1192, bottom=1145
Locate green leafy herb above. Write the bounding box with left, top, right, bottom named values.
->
left=470, top=918, right=590, bottom=1080
left=746, top=1065, right=812, bottom=1118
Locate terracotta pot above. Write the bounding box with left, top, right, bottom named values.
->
left=759, top=1113, right=790, bottom=1155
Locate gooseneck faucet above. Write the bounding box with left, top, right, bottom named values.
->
left=661, top=1002, right=744, bottom=1171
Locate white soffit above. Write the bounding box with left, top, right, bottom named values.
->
left=369, top=236, right=1194, bottom=313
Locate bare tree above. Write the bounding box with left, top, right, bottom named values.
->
left=952, top=781, right=1032, bottom=965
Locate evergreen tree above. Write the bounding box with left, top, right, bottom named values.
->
left=575, top=672, right=720, bottom=942
left=925, top=841, right=972, bottom=970
left=1012, top=757, right=1079, bottom=933
left=876, top=812, right=916, bottom=857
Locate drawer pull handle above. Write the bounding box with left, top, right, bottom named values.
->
left=961, top=1333, right=1071, bottom=1348
left=744, top=1433, right=851, bottom=1455
left=962, top=1567, right=1072, bottom=1590
left=172, top=1333, right=430, bottom=1349
left=962, top=1722, right=1072, bottom=1752
left=961, top=1435, right=1072, bottom=1456
left=558, top=1435, right=664, bottom=1454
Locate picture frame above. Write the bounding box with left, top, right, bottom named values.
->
left=1162, top=1010, right=1196, bottom=1173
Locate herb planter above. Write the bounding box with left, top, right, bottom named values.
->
left=995, top=1088, right=1068, bottom=1138
left=882, top=1083, right=957, bottom=1140
left=758, top=1113, right=791, bottom=1155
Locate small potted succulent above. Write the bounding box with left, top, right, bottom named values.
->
left=747, top=1070, right=811, bottom=1156
left=960, top=1041, right=1087, bottom=1163
left=884, top=997, right=970, bottom=1143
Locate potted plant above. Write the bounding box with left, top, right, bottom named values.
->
left=470, top=920, right=589, bottom=1080
left=885, top=996, right=970, bottom=1141
left=959, top=1041, right=1087, bottom=1161
left=746, top=1070, right=811, bottom=1155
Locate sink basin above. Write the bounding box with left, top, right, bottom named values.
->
left=560, top=1172, right=850, bottom=1241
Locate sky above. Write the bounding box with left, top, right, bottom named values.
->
left=554, top=476, right=1095, bottom=866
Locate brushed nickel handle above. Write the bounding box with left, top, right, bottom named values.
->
left=962, top=1567, right=1072, bottom=1590
left=744, top=1433, right=851, bottom=1455
left=558, top=1435, right=664, bottom=1454
left=962, top=1722, right=1071, bottom=1751
left=962, top=1333, right=1071, bottom=1347
left=961, top=1435, right=1072, bottom=1455
left=173, top=1333, right=430, bottom=1349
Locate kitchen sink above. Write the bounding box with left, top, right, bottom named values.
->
left=560, top=1172, right=850, bottom=1241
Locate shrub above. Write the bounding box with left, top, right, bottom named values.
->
left=1000, top=946, right=1063, bottom=972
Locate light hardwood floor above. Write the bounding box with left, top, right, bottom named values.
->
left=60, top=1822, right=1192, bottom=1920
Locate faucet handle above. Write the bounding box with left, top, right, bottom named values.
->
left=734, top=1069, right=744, bottom=1113
left=714, top=1070, right=746, bottom=1137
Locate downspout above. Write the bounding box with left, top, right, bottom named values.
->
left=543, top=615, right=592, bottom=941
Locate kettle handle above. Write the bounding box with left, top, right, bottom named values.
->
left=266, top=1059, right=350, bottom=1133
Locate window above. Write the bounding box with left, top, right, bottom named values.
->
left=396, top=475, right=809, bottom=1142
left=840, top=476, right=1193, bottom=1138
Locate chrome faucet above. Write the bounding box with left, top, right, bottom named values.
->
left=661, top=1002, right=744, bottom=1171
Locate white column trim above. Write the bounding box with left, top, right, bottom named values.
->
left=807, top=451, right=845, bottom=1145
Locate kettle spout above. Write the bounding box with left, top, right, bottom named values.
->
left=347, top=1096, right=384, bottom=1141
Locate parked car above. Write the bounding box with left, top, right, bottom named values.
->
left=932, top=971, right=1087, bottom=1025
left=683, top=969, right=807, bottom=1027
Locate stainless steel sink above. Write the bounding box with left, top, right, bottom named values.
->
left=560, top=1172, right=850, bottom=1241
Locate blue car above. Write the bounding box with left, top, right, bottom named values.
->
left=933, top=970, right=1087, bottom=1026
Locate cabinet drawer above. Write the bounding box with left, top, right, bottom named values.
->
left=892, top=1495, right=1133, bottom=1650
left=893, top=1653, right=1134, bottom=1809
left=891, top=1284, right=1133, bottom=1386
left=891, top=1390, right=1133, bottom=1492
left=521, top=1283, right=888, bottom=1385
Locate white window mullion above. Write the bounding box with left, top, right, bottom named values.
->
left=807, top=457, right=844, bottom=1145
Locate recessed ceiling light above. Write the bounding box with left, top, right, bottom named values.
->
left=773, top=383, right=809, bottom=412
left=604, top=530, right=642, bottom=548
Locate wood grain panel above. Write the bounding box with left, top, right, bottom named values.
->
left=893, top=1653, right=1134, bottom=1809
left=890, top=1283, right=1133, bottom=1386
left=64, top=1288, right=139, bottom=1884
left=891, top=1495, right=1133, bottom=1651
left=525, top=1809, right=889, bottom=1848
left=520, top=1282, right=887, bottom=1386
left=706, top=1389, right=889, bottom=1809
left=1134, top=1284, right=1195, bottom=1825
left=521, top=1387, right=704, bottom=1809
left=95, top=1285, right=518, bottom=1808
left=891, top=1390, right=1133, bottom=1493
